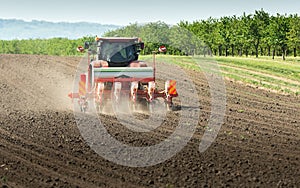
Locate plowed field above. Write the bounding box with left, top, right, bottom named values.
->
left=0, top=54, right=299, bottom=187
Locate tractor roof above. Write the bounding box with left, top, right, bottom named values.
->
left=97, top=37, right=140, bottom=43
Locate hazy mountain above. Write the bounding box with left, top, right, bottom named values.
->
left=0, top=19, right=121, bottom=40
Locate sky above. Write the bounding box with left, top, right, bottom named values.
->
left=0, top=0, right=299, bottom=25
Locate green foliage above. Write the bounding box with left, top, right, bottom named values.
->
left=180, top=9, right=300, bottom=60
left=104, top=9, right=300, bottom=59
left=287, top=14, right=300, bottom=57
left=0, top=37, right=94, bottom=56
left=104, top=21, right=206, bottom=56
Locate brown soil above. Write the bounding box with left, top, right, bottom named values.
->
left=0, top=54, right=299, bottom=188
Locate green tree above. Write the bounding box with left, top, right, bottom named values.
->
left=249, top=9, right=270, bottom=58
left=268, top=14, right=290, bottom=60
left=287, top=14, right=300, bottom=57
left=239, top=13, right=252, bottom=56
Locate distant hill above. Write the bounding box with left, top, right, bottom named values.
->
left=0, top=19, right=121, bottom=40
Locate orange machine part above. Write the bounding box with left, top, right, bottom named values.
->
left=79, top=74, right=86, bottom=96
left=168, top=80, right=177, bottom=95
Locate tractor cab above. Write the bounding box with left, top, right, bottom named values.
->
left=86, top=37, right=144, bottom=67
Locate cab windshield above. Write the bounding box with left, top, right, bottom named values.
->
left=99, top=42, right=138, bottom=66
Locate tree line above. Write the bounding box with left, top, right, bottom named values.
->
left=1, top=9, right=300, bottom=60
left=0, top=23, right=199, bottom=56
left=179, top=9, right=300, bottom=60
left=0, top=37, right=93, bottom=56
left=104, top=9, right=300, bottom=60
left=103, top=21, right=203, bottom=56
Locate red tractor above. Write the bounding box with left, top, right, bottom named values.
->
left=68, top=37, right=178, bottom=113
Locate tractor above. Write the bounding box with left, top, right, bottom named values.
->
left=68, top=37, right=178, bottom=113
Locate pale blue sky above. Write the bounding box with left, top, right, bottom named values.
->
left=0, top=0, right=299, bottom=25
